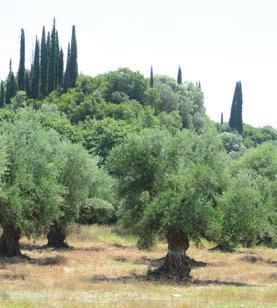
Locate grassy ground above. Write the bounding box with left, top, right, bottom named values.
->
left=0, top=225, right=276, bottom=307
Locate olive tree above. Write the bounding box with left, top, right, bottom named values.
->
left=103, top=68, right=147, bottom=103
left=235, top=142, right=277, bottom=181
left=209, top=142, right=277, bottom=250
left=78, top=168, right=117, bottom=225
left=219, top=132, right=246, bottom=157
left=212, top=171, right=273, bottom=250
left=233, top=142, right=277, bottom=245
left=0, top=111, right=64, bottom=256
left=47, top=142, right=100, bottom=248
left=0, top=109, right=106, bottom=254
left=108, top=129, right=227, bottom=280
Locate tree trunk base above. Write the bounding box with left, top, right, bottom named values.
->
left=148, top=230, right=192, bottom=282
left=0, top=225, right=21, bottom=257
left=186, top=256, right=207, bottom=268
left=148, top=250, right=191, bottom=282
left=47, top=224, right=69, bottom=249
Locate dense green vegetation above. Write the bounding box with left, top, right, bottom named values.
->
left=0, top=21, right=276, bottom=282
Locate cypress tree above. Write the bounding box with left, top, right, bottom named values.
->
left=198, top=81, right=201, bottom=89
left=46, top=32, right=51, bottom=55
left=25, top=71, right=31, bottom=97
left=64, top=43, right=71, bottom=91
left=57, top=48, right=64, bottom=87
left=236, top=81, right=243, bottom=134
left=229, top=81, right=243, bottom=134
left=177, top=66, right=182, bottom=84
left=0, top=81, right=5, bottom=107
left=48, top=19, right=57, bottom=93
left=229, top=82, right=238, bottom=130
left=71, top=25, right=78, bottom=85
left=46, top=31, right=51, bottom=94
left=6, top=60, right=17, bottom=104
left=68, top=25, right=78, bottom=88
left=30, top=38, right=40, bottom=99
left=220, top=112, right=224, bottom=125
left=150, top=66, right=154, bottom=88
left=17, top=29, right=25, bottom=91
left=55, top=30, right=60, bottom=88
left=40, top=26, right=48, bottom=97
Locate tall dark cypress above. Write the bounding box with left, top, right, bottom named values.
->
left=177, top=66, right=182, bottom=84
left=57, top=49, right=64, bottom=87
left=220, top=112, right=224, bottom=125
left=69, top=25, right=78, bottom=88
left=6, top=60, right=17, bottom=104
left=48, top=19, right=57, bottom=92
left=17, top=29, right=25, bottom=90
left=0, top=81, right=5, bottom=107
left=236, top=81, right=243, bottom=134
left=30, top=38, right=40, bottom=99
left=40, top=26, right=48, bottom=97
left=24, top=71, right=31, bottom=97
left=46, top=32, right=51, bottom=55
left=64, top=43, right=71, bottom=90
left=150, top=66, right=154, bottom=88
left=229, top=82, right=238, bottom=130
left=46, top=32, right=51, bottom=94
left=229, top=81, right=243, bottom=134
left=54, top=30, right=59, bottom=88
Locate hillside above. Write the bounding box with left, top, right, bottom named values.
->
left=0, top=20, right=276, bottom=307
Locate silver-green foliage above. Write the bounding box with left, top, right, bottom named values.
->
left=0, top=109, right=105, bottom=238
left=0, top=110, right=63, bottom=236
left=108, top=128, right=228, bottom=248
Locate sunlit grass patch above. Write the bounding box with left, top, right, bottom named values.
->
left=67, top=224, right=137, bottom=247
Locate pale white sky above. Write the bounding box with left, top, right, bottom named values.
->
left=0, top=0, right=276, bottom=127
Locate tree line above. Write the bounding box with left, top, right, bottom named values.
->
left=0, top=19, right=78, bottom=106
left=0, top=18, right=243, bottom=136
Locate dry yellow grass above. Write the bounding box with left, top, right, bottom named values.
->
left=0, top=225, right=276, bottom=307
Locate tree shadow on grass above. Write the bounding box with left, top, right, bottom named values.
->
left=110, top=243, right=134, bottom=250
left=0, top=254, right=66, bottom=266
left=116, top=255, right=208, bottom=269
left=30, top=255, right=67, bottom=266
left=21, top=242, right=73, bottom=252
left=88, top=273, right=254, bottom=287
left=72, top=246, right=104, bottom=253
left=0, top=270, right=27, bottom=281
left=190, top=279, right=251, bottom=287
left=21, top=243, right=49, bottom=251
left=240, top=255, right=277, bottom=266
left=90, top=274, right=146, bottom=284
left=21, top=242, right=104, bottom=253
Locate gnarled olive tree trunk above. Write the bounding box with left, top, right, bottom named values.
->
left=0, top=224, right=21, bottom=257
left=47, top=222, right=69, bottom=248
left=150, top=229, right=191, bottom=281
